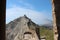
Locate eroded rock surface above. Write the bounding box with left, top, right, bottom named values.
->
left=6, top=15, right=40, bottom=40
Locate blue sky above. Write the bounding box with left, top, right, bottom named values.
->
left=6, top=0, right=52, bottom=25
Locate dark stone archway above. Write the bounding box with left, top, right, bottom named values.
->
left=0, top=0, right=60, bottom=40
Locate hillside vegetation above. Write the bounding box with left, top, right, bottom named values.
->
left=40, top=26, right=54, bottom=40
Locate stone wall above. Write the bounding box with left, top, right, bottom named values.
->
left=52, top=0, right=60, bottom=40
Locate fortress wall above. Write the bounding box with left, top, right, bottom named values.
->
left=52, top=0, right=60, bottom=40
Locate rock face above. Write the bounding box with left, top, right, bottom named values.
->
left=52, top=0, right=60, bottom=40
left=6, top=15, right=40, bottom=40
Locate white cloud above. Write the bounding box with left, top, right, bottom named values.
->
left=6, top=6, right=48, bottom=25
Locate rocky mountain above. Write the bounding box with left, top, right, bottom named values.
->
left=6, top=15, right=40, bottom=40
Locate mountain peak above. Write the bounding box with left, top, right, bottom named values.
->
left=24, top=14, right=27, bottom=17
left=23, top=14, right=29, bottom=19
left=6, top=15, right=40, bottom=40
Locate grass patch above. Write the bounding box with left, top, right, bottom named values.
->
left=40, top=26, right=54, bottom=40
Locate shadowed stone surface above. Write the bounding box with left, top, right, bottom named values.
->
left=52, top=0, right=60, bottom=40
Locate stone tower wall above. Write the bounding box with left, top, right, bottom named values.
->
left=52, top=0, right=60, bottom=40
